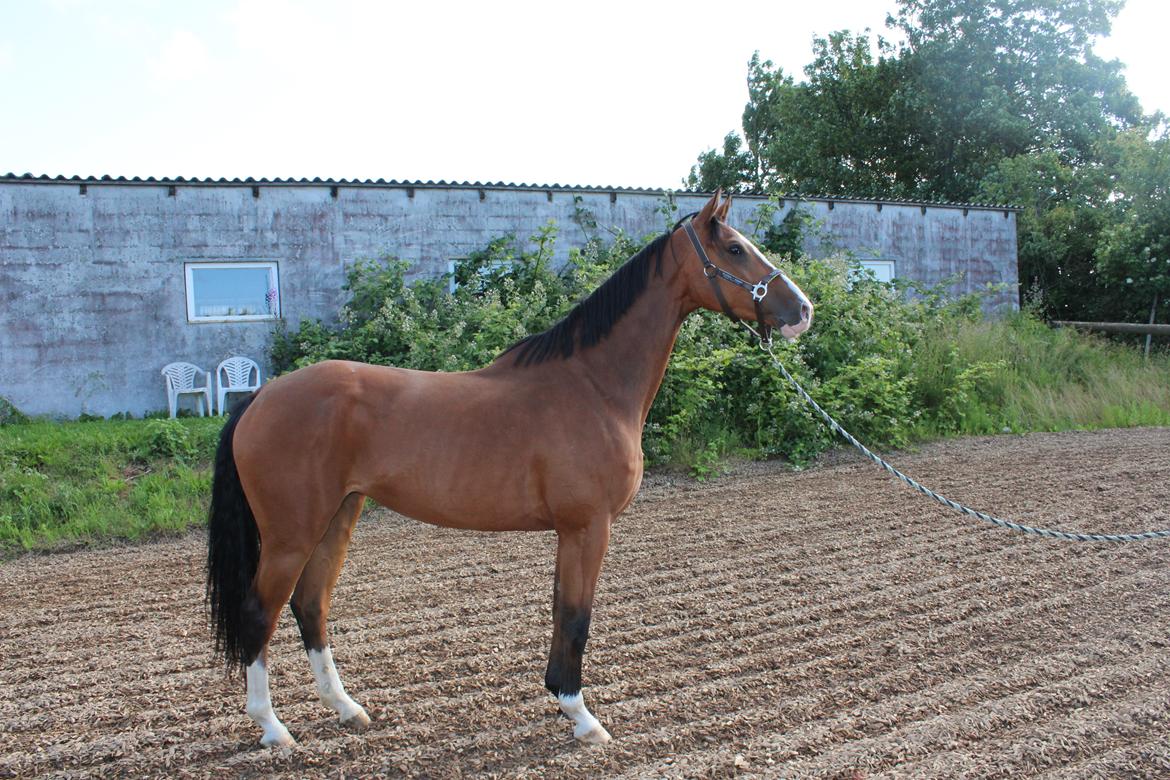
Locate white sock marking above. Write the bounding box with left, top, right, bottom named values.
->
left=558, top=692, right=611, bottom=743
left=245, top=659, right=295, bottom=747
left=308, top=646, right=367, bottom=723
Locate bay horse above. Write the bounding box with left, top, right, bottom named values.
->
left=206, top=192, right=813, bottom=747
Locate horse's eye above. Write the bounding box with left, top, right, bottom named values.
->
left=728, top=244, right=743, bottom=256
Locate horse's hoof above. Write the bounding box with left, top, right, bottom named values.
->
left=574, top=724, right=612, bottom=745
left=260, top=728, right=297, bottom=748
left=341, top=708, right=371, bottom=731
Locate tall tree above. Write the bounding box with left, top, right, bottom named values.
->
left=888, top=0, right=1141, bottom=200
left=689, top=131, right=758, bottom=194
left=690, top=38, right=907, bottom=197
left=690, top=0, right=1154, bottom=321
left=977, top=149, right=1120, bottom=319
left=691, top=0, right=1141, bottom=202
left=1094, top=124, right=1170, bottom=322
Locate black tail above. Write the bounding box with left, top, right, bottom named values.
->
left=206, top=392, right=262, bottom=670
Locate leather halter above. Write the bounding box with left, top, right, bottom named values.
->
left=683, top=217, right=784, bottom=336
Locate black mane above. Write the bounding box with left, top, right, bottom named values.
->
left=503, top=230, right=674, bottom=367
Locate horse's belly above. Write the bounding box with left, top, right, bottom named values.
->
left=360, top=445, right=556, bottom=532
left=367, top=486, right=555, bottom=533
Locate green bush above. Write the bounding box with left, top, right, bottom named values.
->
left=273, top=223, right=624, bottom=374
left=271, top=217, right=1170, bottom=475
left=0, top=397, right=27, bottom=426
left=142, top=419, right=199, bottom=462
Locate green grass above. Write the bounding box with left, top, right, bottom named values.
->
left=0, top=417, right=223, bottom=554
left=2, top=318, right=1167, bottom=553
left=908, top=314, right=1170, bottom=438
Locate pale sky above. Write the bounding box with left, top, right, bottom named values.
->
left=1, top=0, right=1167, bottom=190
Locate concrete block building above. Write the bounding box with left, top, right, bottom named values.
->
left=0, top=174, right=1018, bottom=418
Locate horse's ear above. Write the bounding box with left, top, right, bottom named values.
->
left=715, top=193, right=732, bottom=222
left=697, top=189, right=723, bottom=224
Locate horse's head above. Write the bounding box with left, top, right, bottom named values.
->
left=677, top=191, right=812, bottom=341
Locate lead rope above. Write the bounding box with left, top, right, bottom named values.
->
left=757, top=334, right=1170, bottom=542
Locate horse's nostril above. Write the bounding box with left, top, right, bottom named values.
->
left=800, top=302, right=812, bottom=322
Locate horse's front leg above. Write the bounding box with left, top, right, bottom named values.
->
left=545, top=517, right=612, bottom=744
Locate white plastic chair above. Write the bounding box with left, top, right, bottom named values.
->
left=216, top=356, right=262, bottom=415
left=161, top=362, right=212, bottom=418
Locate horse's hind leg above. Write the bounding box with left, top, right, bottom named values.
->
left=244, top=541, right=314, bottom=747
left=545, top=517, right=612, bottom=744
left=290, top=492, right=370, bottom=729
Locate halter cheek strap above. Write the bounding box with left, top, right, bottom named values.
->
left=683, top=218, right=784, bottom=333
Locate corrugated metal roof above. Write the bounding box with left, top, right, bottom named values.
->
left=0, top=172, right=1020, bottom=211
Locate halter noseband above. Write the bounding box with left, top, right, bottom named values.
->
left=683, top=217, right=784, bottom=343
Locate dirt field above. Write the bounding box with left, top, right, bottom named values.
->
left=1, top=427, right=1169, bottom=779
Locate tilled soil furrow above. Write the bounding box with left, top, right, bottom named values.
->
left=587, top=562, right=1165, bottom=702
left=489, top=553, right=1167, bottom=776
left=148, top=556, right=1147, bottom=745
left=0, top=428, right=1167, bottom=779
left=605, top=645, right=1169, bottom=780
left=6, top=586, right=1152, bottom=779
left=318, top=624, right=1090, bottom=774
left=342, top=489, right=1147, bottom=642
left=1032, top=734, right=1170, bottom=780
left=977, top=689, right=1170, bottom=777
left=868, top=687, right=1170, bottom=780
left=743, top=650, right=1170, bottom=778
left=300, top=519, right=1037, bottom=665
left=341, top=458, right=1151, bottom=636
left=460, top=613, right=1161, bottom=777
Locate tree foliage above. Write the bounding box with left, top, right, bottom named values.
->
left=689, top=0, right=1165, bottom=323
left=1094, top=124, right=1170, bottom=318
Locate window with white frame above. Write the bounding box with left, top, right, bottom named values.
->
left=854, top=259, right=896, bottom=283
left=185, top=262, right=280, bottom=322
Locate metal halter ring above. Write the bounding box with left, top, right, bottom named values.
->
left=750, top=281, right=770, bottom=302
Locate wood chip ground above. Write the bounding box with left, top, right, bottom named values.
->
left=1, top=428, right=1168, bottom=778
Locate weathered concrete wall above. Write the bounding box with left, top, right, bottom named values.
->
left=795, top=198, right=1019, bottom=296
left=0, top=179, right=1017, bottom=418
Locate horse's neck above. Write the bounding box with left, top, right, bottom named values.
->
left=572, top=271, right=691, bottom=426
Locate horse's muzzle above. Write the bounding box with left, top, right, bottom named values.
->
left=778, top=301, right=813, bottom=341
